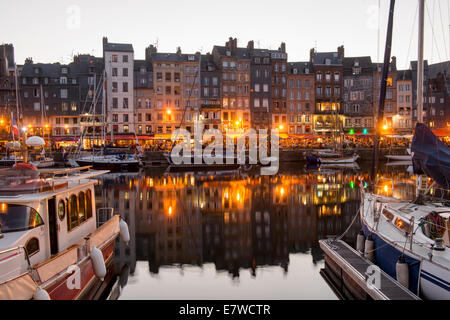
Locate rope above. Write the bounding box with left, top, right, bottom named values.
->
left=332, top=206, right=361, bottom=242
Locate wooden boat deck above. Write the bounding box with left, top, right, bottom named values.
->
left=319, top=239, right=421, bottom=300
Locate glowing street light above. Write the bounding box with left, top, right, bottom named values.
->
left=22, top=126, right=27, bottom=132
left=279, top=125, right=284, bottom=130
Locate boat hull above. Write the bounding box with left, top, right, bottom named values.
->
left=319, top=154, right=359, bottom=164
left=75, top=160, right=139, bottom=171
left=43, top=238, right=116, bottom=300
left=360, top=212, right=450, bottom=300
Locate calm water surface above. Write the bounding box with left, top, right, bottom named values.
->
left=95, top=162, right=416, bottom=300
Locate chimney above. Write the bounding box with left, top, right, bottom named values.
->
left=25, top=57, right=33, bottom=64
left=309, top=48, right=315, bottom=63
left=279, top=42, right=286, bottom=53
left=226, top=37, right=233, bottom=51
left=247, top=40, right=254, bottom=51
left=176, top=47, right=181, bottom=55
left=145, top=45, right=157, bottom=61
left=103, top=37, right=108, bottom=47
left=337, top=45, right=344, bottom=59
left=391, top=56, right=397, bottom=70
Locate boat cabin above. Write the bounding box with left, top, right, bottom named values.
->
left=0, top=167, right=105, bottom=283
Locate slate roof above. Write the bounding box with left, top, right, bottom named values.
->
left=287, top=62, right=314, bottom=74
left=342, top=56, right=373, bottom=76
left=134, top=59, right=152, bottom=71
left=150, top=52, right=200, bottom=63
left=212, top=46, right=251, bottom=60
left=311, top=52, right=342, bottom=66
left=428, top=61, right=450, bottom=79
left=103, top=42, right=134, bottom=52
left=397, top=69, right=412, bottom=81
left=21, top=62, right=65, bottom=77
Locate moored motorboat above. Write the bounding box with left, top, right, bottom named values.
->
left=319, top=153, right=360, bottom=164
left=75, top=154, right=140, bottom=171
left=0, top=165, right=129, bottom=300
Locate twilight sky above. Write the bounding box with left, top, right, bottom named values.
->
left=1, top=0, right=449, bottom=69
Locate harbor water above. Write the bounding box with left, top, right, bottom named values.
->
left=96, top=161, right=416, bottom=299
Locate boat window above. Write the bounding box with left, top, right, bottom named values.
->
left=25, top=237, right=39, bottom=256
left=0, top=204, right=44, bottom=233
left=58, top=200, right=65, bottom=221
left=394, top=217, right=410, bottom=234
left=382, top=208, right=394, bottom=221
left=86, top=189, right=92, bottom=219
left=78, top=192, right=86, bottom=223
left=69, top=195, right=78, bottom=230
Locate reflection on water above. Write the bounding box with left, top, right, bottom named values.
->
left=95, top=162, right=416, bottom=299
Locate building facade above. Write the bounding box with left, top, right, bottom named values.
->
left=286, top=62, right=315, bottom=135
left=396, top=70, right=413, bottom=133
left=342, top=56, right=374, bottom=134
left=103, top=37, right=135, bottom=139
left=311, top=46, right=344, bottom=136
left=372, top=58, right=397, bottom=133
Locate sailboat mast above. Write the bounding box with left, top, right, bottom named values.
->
left=40, top=84, right=46, bottom=153
left=14, top=63, right=20, bottom=142
left=370, top=0, right=396, bottom=184
left=93, top=74, right=96, bottom=151
left=417, top=0, right=425, bottom=124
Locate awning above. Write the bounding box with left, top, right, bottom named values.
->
left=136, top=135, right=154, bottom=140
left=288, top=134, right=317, bottom=139
left=105, top=135, right=137, bottom=140
left=53, top=136, right=80, bottom=142
left=432, top=128, right=450, bottom=136
left=153, top=134, right=174, bottom=140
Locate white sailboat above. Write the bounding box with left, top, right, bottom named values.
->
left=359, top=0, right=450, bottom=300
left=73, top=72, right=140, bottom=171
left=385, top=148, right=412, bottom=161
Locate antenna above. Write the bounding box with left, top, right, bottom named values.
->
left=256, top=40, right=260, bottom=49
left=314, top=40, right=317, bottom=51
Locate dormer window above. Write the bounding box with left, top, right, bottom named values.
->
left=188, top=56, right=195, bottom=61
left=305, top=68, right=309, bottom=74
left=61, top=67, right=68, bottom=74
left=293, top=68, right=298, bottom=74
left=34, top=68, right=39, bottom=74
left=354, top=60, right=359, bottom=67
left=325, top=58, right=331, bottom=65
left=226, top=51, right=231, bottom=56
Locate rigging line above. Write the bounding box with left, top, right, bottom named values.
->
left=437, top=0, right=449, bottom=61
left=431, top=0, right=436, bottom=63
left=425, top=1, right=443, bottom=63
left=173, top=58, right=201, bottom=144
left=402, top=2, right=419, bottom=83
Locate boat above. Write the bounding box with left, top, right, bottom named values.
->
left=320, top=162, right=360, bottom=170
left=318, top=153, right=360, bottom=164
left=0, top=165, right=130, bottom=300
left=358, top=0, right=450, bottom=300
left=75, top=153, right=140, bottom=171
left=0, top=154, right=23, bottom=168
left=385, top=149, right=412, bottom=161
left=71, top=72, right=141, bottom=171
left=164, top=151, right=241, bottom=172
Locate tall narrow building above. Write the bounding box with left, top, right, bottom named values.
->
left=286, top=62, right=315, bottom=135
left=103, top=37, right=135, bottom=142
left=310, top=46, right=344, bottom=136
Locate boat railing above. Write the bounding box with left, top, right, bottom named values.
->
left=97, top=207, right=114, bottom=226
left=0, top=246, right=35, bottom=284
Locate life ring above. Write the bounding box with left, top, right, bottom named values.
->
left=12, top=162, right=38, bottom=171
